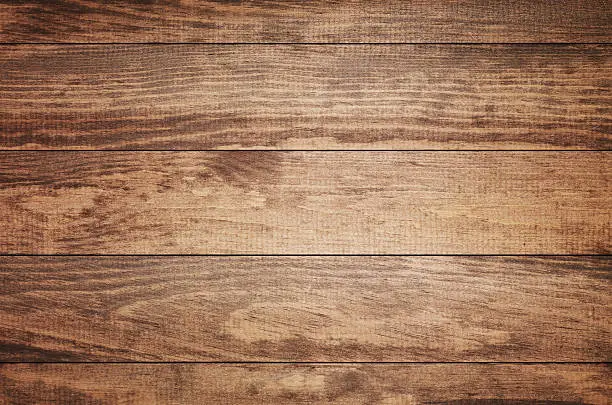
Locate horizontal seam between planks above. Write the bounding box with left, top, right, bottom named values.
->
left=0, top=361, right=609, bottom=365
left=1, top=254, right=610, bottom=258
left=0, top=42, right=610, bottom=46
left=0, top=150, right=610, bottom=153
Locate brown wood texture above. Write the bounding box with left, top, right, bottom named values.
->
left=1, top=256, right=609, bottom=362
left=1, top=363, right=609, bottom=404
left=0, top=1, right=610, bottom=43
left=1, top=3, right=611, bottom=401
left=1, top=152, right=609, bottom=254
left=1, top=45, right=610, bottom=150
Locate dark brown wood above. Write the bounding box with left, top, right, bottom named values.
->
left=0, top=256, right=609, bottom=362
left=1, top=363, right=609, bottom=404
left=0, top=1, right=610, bottom=43
left=1, top=152, right=609, bottom=254
left=1, top=45, right=610, bottom=150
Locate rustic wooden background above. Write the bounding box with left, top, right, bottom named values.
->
left=0, top=1, right=610, bottom=404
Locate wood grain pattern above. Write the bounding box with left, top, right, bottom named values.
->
left=1, top=256, right=609, bottom=362
left=1, top=2, right=610, bottom=403
left=1, top=45, right=610, bottom=150
left=1, top=152, right=609, bottom=254
left=0, top=1, right=610, bottom=43
left=1, top=363, right=609, bottom=404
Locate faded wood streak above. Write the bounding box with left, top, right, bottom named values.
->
left=0, top=1, right=610, bottom=43
left=0, top=364, right=609, bottom=404
left=0, top=256, right=609, bottom=362
left=0, top=152, right=609, bottom=254
left=0, top=45, right=610, bottom=150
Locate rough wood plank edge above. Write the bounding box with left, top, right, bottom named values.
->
left=0, top=1, right=610, bottom=43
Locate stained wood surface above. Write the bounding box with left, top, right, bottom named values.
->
left=1, top=256, right=609, bottom=362
left=1, top=151, right=609, bottom=254
left=1, top=363, right=609, bottom=404
left=1, top=3, right=610, bottom=402
left=0, top=1, right=610, bottom=43
left=1, top=45, right=610, bottom=150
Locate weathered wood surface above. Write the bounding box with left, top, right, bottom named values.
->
left=1, top=1, right=610, bottom=404
left=1, top=152, right=609, bottom=254
left=0, top=1, right=610, bottom=43
left=0, top=256, right=609, bottom=362
left=1, top=45, right=610, bottom=150
left=1, top=363, right=609, bottom=404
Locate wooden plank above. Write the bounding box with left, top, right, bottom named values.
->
left=0, top=256, right=609, bottom=361
left=1, top=45, right=610, bottom=150
left=0, top=1, right=610, bottom=43
left=1, top=152, right=609, bottom=254
left=0, top=363, right=609, bottom=404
